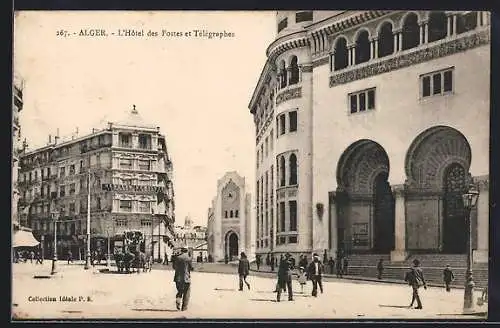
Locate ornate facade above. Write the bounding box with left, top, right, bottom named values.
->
left=12, top=74, right=24, bottom=229
left=17, top=106, right=176, bottom=260
left=206, top=172, right=253, bottom=262
left=248, top=11, right=490, bottom=264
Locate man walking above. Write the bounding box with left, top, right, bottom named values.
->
left=404, top=259, right=427, bottom=309
left=173, top=247, right=193, bottom=311
left=443, top=265, right=454, bottom=292
left=377, top=258, right=384, bottom=280
left=276, top=253, right=294, bottom=302
left=238, top=252, right=251, bottom=291
left=307, top=253, right=324, bottom=297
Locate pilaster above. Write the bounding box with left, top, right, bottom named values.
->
left=390, top=184, right=407, bottom=262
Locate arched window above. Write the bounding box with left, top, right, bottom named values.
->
left=402, top=13, right=420, bottom=50
left=289, top=56, right=299, bottom=85
left=456, top=12, right=478, bottom=34
left=235, top=210, right=239, bottom=217
left=333, top=37, right=348, bottom=71
left=279, top=60, right=287, bottom=89
left=289, top=153, right=297, bottom=185
left=428, top=11, right=447, bottom=42
left=279, top=156, right=286, bottom=187
left=378, top=22, right=394, bottom=58
left=230, top=210, right=234, bottom=218
left=355, top=30, right=370, bottom=64
left=225, top=210, right=228, bottom=218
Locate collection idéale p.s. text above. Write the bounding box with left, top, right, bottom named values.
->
left=56, top=28, right=236, bottom=39
left=28, top=295, right=93, bottom=302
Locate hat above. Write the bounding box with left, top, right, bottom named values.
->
left=313, top=253, right=319, bottom=257
left=285, top=253, right=292, bottom=258
left=412, top=259, right=420, bottom=266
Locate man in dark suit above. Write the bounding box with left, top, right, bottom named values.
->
left=404, top=259, right=427, bottom=309
left=277, top=253, right=294, bottom=302
left=173, top=247, right=193, bottom=311
left=307, top=253, right=324, bottom=297
left=238, top=252, right=251, bottom=291
left=443, top=265, right=454, bottom=292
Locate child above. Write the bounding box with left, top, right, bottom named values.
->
left=297, top=266, right=307, bottom=294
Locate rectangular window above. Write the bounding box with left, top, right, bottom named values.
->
left=60, top=167, right=65, bottom=177
left=432, top=73, right=441, bottom=95
left=289, top=236, right=298, bottom=244
left=289, top=111, right=297, bottom=132
left=120, top=159, right=133, bottom=169
left=289, top=200, right=297, bottom=231
left=279, top=115, right=286, bottom=135
left=349, top=88, right=376, bottom=114
left=120, top=133, right=131, bottom=147
left=295, top=11, right=313, bottom=23
left=138, top=134, right=151, bottom=149
left=96, top=197, right=101, bottom=210
left=69, top=183, right=76, bottom=195
left=69, top=164, right=75, bottom=175
left=139, top=201, right=151, bottom=213
left=265, top=137, right=269, bottom=157
left=421, top=68, right=454, bottom=98
left=350, top=95, right=358, bottom=113
left=270, top=130, right=274, bottom=150
left=359, top=93, right=366, bottom=111
left=120, top=200, right=132, bottom=212
left=69, top=202, right=75, bottom=213
left=59, top=185, right=66, bottom=197
left=422, top=76, right=431, bottom=97
left=138, top=160, right=150, bottom=171
left=279, top=202, right=285, bottom=232
left=278, top=17, right=288, bottom=33
left=443, top=70, right=453, bottom=92
left=367, top=89, right=375, bottom=109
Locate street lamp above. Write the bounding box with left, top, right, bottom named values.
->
left=461, top=183, right=480, bottom=314
left=84, top=170, right=92, bottom=270
left=50, top=210, right=60, bottom=275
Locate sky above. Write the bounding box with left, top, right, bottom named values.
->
left=14, top=11, right=276, bottom=227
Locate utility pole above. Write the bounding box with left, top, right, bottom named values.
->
left=84, top=170, right=91, bottom=270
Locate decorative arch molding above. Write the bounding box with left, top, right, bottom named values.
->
left=336, top=139, right=390, bottom=195
left=224, top=229, right=240, bottom=241
left=353, top=27, right=373, bottom=42
left=404, top=126, right=472, bottom=191
left=397, top=11, right=425, bottom=30
left=375, top=19, right=396, bottom=35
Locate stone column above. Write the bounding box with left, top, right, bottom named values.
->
left=447, top=13, right=452, bottom=36
left=424, top=21, right=429, bottom=44
left=419, top=23, right=424, bottom=45
left=373, top=37, right=379, bottom=58
left=330, top=53, right=335, bottom=71
left=132, top=132, right=138, bottom=149
left=369, top=38, right=374, bottom=59
left=397, top=31, right=402, bottom=51
left=390, top=184, right=407, bottom=262
left=473, top=177, right=489, bottom=263
left=394, top=31, right=399, bottom=52
left=452, top=14, right=457, bottom=36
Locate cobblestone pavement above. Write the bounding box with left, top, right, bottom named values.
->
left=12, top=262, right=487, bottom=320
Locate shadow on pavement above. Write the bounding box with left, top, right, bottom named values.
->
left=379, top=304, right=411, bottom=309
left=61, top=310, right=83, bottom=313
left=132, top=308, right=179, bottom=312
left=249, top=298, right=277, bottom=302
left=214, top=288, right=237, bottom=291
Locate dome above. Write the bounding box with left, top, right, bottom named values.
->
left=113, top=105, right=157, bottom=129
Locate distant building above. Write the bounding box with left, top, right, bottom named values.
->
left=206, top=172, right=253, bottom=262
left=17, top=106, right=176, bottom=260
left=12, top=74, right=24, bottom=230
left=172, top=216, right=208, bottom=259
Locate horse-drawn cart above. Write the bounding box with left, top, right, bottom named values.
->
left=113, top=230, right=152, bottom=273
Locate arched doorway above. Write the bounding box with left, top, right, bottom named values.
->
left=225, top=231, right=239, bottom=261
left=405, top=125, right=472, bottom=252
left=373, top=172, right=395, bottom=252
left=335, top=139, right=393, bottom=254
left=442, top=163, right=468, bottom=253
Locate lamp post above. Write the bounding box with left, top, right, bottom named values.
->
left=461, top=183, right=480, bottom=314
left=84, top=170, right=91, bottom=270
left=50, top=210, right=59, bottom=275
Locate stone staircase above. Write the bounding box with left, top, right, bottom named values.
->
left=345, top=253, right=488, bottom=289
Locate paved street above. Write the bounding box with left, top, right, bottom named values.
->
left=12, top=262, right=487, bottom=320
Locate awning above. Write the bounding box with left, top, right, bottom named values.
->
left=13, top=230, right=40, bottom=248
